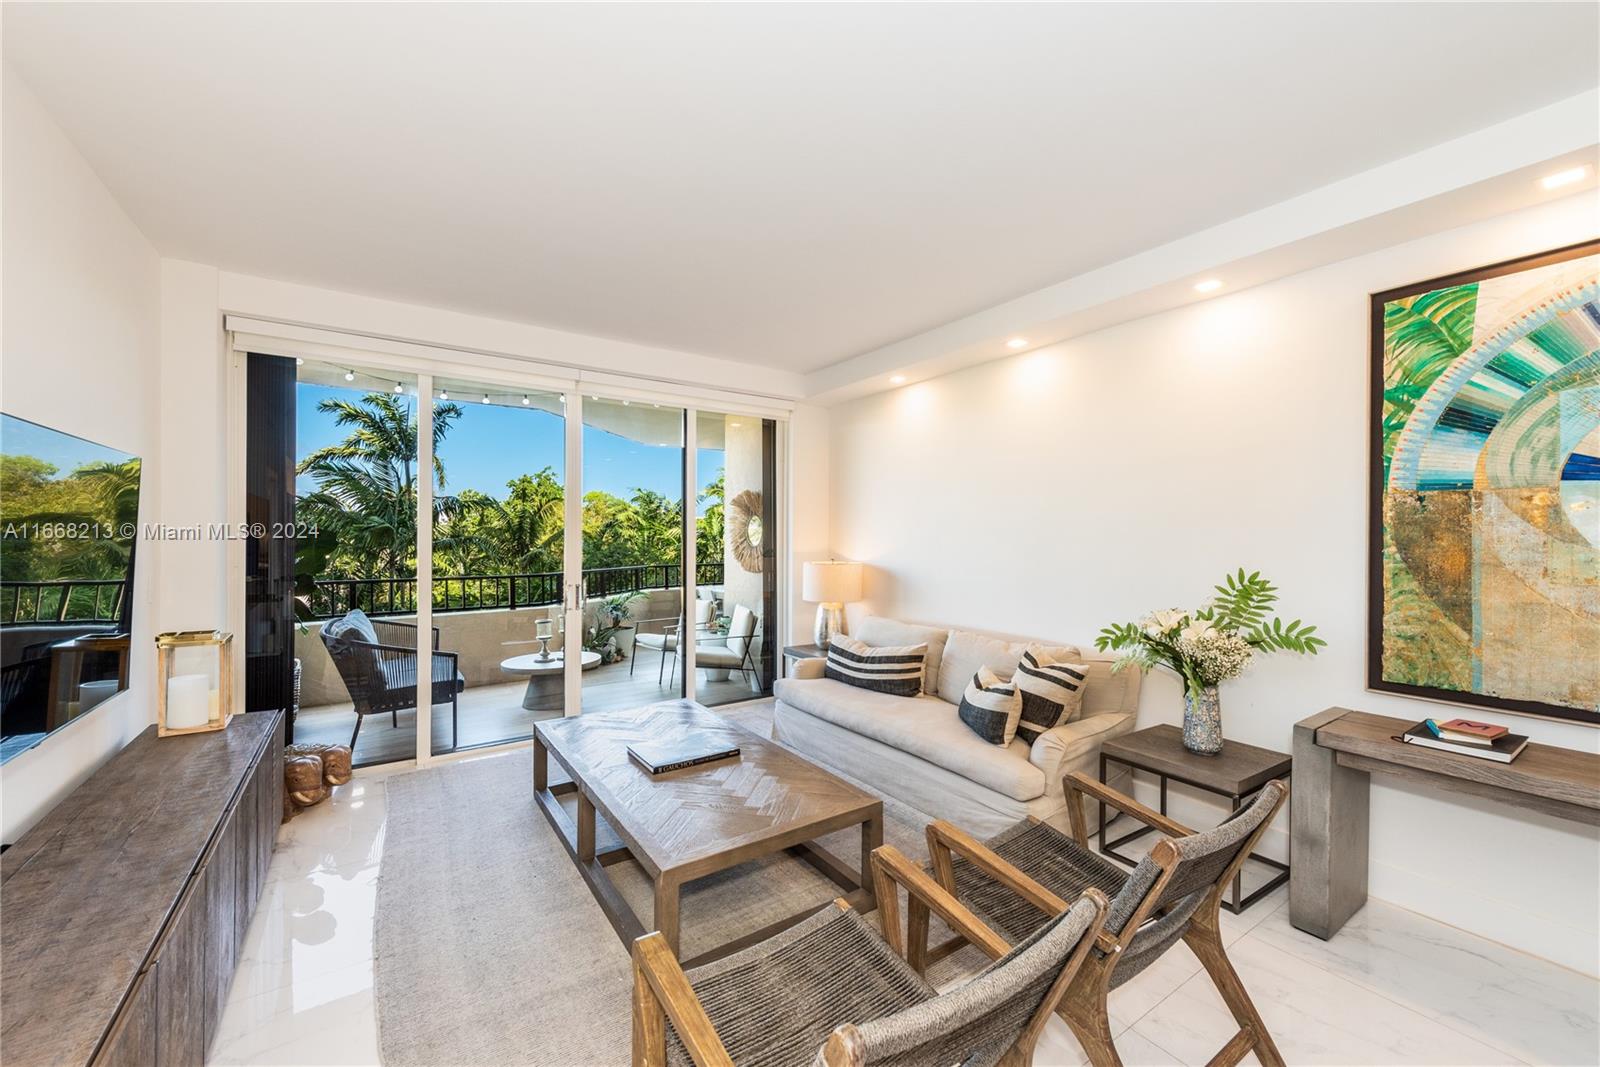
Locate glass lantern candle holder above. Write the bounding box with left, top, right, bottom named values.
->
left=156, top=630, right=234, bottom=736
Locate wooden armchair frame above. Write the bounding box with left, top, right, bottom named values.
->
left=632, top=851, right=1110, bottom=1067
left=915, top=772, right=1289, bottom=1067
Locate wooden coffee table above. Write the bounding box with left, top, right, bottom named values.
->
left=533, top=700, right=883, bottom=965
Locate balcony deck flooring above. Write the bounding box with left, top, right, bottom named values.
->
left=292, top=655, right=765, bottom=766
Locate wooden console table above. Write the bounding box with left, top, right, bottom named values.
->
left=1, top=711, right=284, bottom=1066
left=1289, top=707, right=1600, bottom=940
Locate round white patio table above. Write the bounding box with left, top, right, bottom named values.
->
left=500, top=650, right=601, bottom=711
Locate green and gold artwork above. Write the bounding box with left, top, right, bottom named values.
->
left=1371, top=242, right=1599, bottom=723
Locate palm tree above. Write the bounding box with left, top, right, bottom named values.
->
left=697, top=469, right=725, bottom=569
left=297, top=393, right=465, bottom=578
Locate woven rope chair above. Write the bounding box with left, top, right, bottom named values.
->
left=907, top=774, right=1289, bottom=1067
left=632, top=851, right=1109, bottom=1067
left=320, top=610, right=463, bottom=750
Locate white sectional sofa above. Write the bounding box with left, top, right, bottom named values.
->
left=771, top=616, right=1141, bottom=837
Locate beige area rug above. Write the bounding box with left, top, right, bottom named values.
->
left=373, top=703, right=974, bottom=1066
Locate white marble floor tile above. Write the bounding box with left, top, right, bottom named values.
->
left=1033, top=1012, right=1189, bottom=1066
left=1252, top=899, right=1600, bottom=1066
left=1134, top=934, right=1527, bottom=1065
left=210, top=771, right=393, bottom=1066
left=211, top=759, right=1596, bottom=1067
left=1108, top=941, right=1204, bottom=1033
left=1216, top=885, right=1287, bottom=946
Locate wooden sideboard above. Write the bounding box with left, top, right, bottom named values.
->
left=1289, top=707, right=1600, bottom=940
left=1, top=711, right=284, bottom=1066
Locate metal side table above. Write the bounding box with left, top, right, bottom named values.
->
left=1097, top=724, right=1291, bottom=913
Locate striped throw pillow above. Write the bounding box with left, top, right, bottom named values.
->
left=1012, top=646, right=1089, bottom=744
left=957, top=667, right=1021, bottom=745
left=824, top=635, right=927, bottom=697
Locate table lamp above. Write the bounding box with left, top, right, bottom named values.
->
left=802, top=560, right=863, bottom=649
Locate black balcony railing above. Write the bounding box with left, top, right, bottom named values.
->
left=307, top=562, right=726, bottom=620
left=1, top=579, right=129, bottom=625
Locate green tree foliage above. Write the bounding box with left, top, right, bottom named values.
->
left=294, top=393, right=727, bottom=610
left=697, top=472, right=725, bottom=568
left=1, top=453, right=141, bottom=619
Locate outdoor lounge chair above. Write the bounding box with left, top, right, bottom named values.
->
left=908, top=774, right=1290, bottom=1067
left=633, top=598, right=714, bottom=684
left=320, top=608, right=465, bottom=750
left=675, top=603, right=760, bottom=691
left=632, top=849, right=1110, bottom=1067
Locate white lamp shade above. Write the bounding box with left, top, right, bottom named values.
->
left=803, top=560, right=863, bottom=604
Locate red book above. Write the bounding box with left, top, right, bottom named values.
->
left=1438, top=718, right=1508, bottom=741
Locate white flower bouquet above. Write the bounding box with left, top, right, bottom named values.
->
left=1095, top=570, right=1325, bottom=699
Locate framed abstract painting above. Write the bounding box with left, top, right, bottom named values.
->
left=1369, top=239, right=1600, bottom=725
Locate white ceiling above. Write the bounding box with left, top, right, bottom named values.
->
left=5, top=3, right=1597, bottom=374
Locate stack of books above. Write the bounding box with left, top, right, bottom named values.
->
left=1401, top=717, right=1529, bottom=763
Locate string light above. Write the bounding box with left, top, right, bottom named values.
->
left=482, top=394, right=491, bottom=404
left=344, top=369, right=355, bottom=381
left=439, top=390, right=449, bottom=400
left=521, top=395, right=530, bottom=405
left=295, top=357, right=304, bottom=366
left=393, top=382, right=404, bottom=394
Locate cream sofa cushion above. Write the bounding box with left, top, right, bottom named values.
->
left=937, top=630, right=1024, bottom=705
left=854, top=616, right=948, bottom=696
left=773, top=676, right=1045, bottom=801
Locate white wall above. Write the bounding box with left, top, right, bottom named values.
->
left=787, top=403, right=831, bottom=646
left=1, top=69, right=162, bottom=842
left=828, top=192, right=1600, bottom=975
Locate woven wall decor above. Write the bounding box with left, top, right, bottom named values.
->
left=728, top=489, right=765, bottom=572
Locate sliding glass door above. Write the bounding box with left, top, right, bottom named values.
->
left=577, top=397, right=687, bottom=712
left=287, top=357, right=421, bottom=767
left=690, top=410, right=778, bottom=707
left=248, top=353, right=784, bottom=767
left=428, top=377, right=568, bottom=756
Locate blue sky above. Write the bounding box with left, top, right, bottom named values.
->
left=1, top=413, right=137, bottom=477
left=295, top=384, right=723, bottom=502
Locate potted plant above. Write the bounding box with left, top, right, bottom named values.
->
left=1096, top=569, right=1325, bottom=754
left=601, top=591, right=645, bottom=658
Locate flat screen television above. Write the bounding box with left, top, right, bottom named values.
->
left=0, top=413, right=141, bottom=764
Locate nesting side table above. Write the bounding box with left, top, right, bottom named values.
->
left=1097, top=724, right=1291, bottom=913
left=780, top=643, right=826, bottom=678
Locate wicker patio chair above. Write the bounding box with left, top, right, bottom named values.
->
left=632, top=851, right=1110, bottom=1067
left=320, top=609, right=464, bottom=749
left=910, top=774, right=1289, bottom=1067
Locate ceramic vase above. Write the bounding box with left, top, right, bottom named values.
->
left=1182, top=685, right=1223, bottom=754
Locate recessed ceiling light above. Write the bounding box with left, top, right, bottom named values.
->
left=890, top=375, right=906, bottom=385
left=1541, top=165, right=1589, bottom=190
left=1193, top=279, right=1223, bottom=293
left=1006, top=338, right=1028, bottom=350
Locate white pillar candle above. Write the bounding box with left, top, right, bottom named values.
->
left=167, top=673, right=212, bottom=729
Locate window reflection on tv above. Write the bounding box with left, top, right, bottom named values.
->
left=0, top=413, right=140, bottom=764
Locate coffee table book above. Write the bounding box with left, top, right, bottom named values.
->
left=627, top=733, right=740, bottom=774
left=1401, top=721, right=1529, bottom=763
